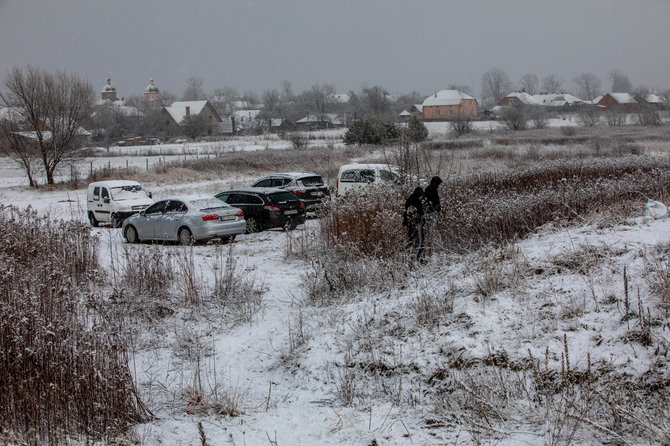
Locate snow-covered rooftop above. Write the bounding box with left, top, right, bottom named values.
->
left=164, top=101, right=209, bottom=123
left=503, top=91, right=543, bottom=106
left=533, top=93, right=586, bottom=106
left=609, top=92, right=637, bottom=104
left=296, top=113, right=343, bottom=125
left=422, top=89, right=475, bottom=107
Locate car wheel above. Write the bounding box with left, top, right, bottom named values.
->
left=124, top=225, right=139, bottom=243
left=111, top=213, right=123, bottom=228
left=285, top=219, right=298, bottom=231
left=88, top=212, right=99, bottom=227
left=245, top=217, right=259, bottom=234
left=178, top=227, right=194, bottom=245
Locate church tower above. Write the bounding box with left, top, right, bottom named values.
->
left=101, top=78, right=118, bottom=101
left=144, top=78, right=160, bottom=109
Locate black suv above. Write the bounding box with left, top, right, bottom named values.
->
left=215, top=188, right=306, bottom=233
left=251, top=172, right=330, bottom=212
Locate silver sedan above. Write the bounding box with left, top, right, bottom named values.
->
left=122, top=196, right=246, bottom=245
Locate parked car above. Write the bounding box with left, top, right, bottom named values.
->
left=251, top=172, right=330, bottom=212
left=336, top=163, right=400, bottom=196
left=215, top=187, right=305, bottom=233
left=122, top=196, right=245, bottom=245
left=87, top=180, right=153, bottom=227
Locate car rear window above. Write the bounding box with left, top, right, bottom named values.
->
left=340, top=169, right=375, bottom=183
left=190, top=198, right=231, bottom=211
left=268, top=192, right=298, bottom=204
left=298, top=176, right=324, bottom=187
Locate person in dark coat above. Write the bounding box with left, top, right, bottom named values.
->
left=403, top=187, right=425, bottom=262
left=423, top=176, right=442, bottom=227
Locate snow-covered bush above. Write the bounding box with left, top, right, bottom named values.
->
left=0, top=206, right=148, bottom=443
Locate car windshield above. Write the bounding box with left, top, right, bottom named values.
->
left=268, top=192, right=298, bottom=204
left=110, top=185, right=149, bottom=201
left=190, top=197, right=231, bottom=211
left=298, top=176, right=324, bottom=187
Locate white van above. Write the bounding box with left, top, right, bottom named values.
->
left=336, top=163, right=400, bottom=196
left=87, top=180, right=153, bottom=227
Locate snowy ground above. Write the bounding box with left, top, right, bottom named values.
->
left=2, top=124, right=670, bottom=444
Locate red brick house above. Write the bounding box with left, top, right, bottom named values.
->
left=422, top=90, right=478, bottom=120
left=594, top=93, right=637, bottom=110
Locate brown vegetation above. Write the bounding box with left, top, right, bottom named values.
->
left=0, top=207, right=149, bottom=443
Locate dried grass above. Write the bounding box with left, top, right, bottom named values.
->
left=0, top=206, right=149, bottom=443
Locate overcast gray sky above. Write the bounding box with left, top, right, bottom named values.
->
left=1, top=0, right=669, bottom=99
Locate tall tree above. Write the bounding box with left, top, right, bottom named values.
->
left=307, top=83, right=336, bottom=121
left=211, top=86, right=238, bottom=115
left=481, top=67, right=512, bottom=106
left=541, top=74, right=563, bottom=93
left=260, top=89, right=282, bottom=129
left=609, top=69, right=633, bottom=93
left=573, top=73, right=602, bottom=101
left=519, top=73, right=539, bottom=95
left=182, top=77, right=205, bottom=101
left=280, top=80, right=294, bottom=102
left=362, top=85, right=391, bottom=118
left=0, top=66, right=94, bottom=186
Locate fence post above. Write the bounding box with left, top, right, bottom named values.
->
left=146, top=158, right=149, bottom=171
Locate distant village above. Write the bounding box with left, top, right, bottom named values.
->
left=5, top=73, right=667, bottom=148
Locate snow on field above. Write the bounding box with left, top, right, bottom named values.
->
left=424, top=116, right=581, bottom=138
left=2, top=129, right=670, bottom=444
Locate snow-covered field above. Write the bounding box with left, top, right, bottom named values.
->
left=2, top=125, right=670, bottom=445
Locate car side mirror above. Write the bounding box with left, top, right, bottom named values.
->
left=103, top=197, right=110, bottom=204
left=147, top=191, right=153, bottom=198
left=139, top=210, right=145, bottom=216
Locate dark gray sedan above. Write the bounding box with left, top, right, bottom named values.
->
left=122, top=196, right=246, bottom=245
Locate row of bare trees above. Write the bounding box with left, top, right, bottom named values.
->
left=480, top=67, right=666, bottom=107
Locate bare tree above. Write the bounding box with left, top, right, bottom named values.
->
left=481, top=67, right=512, bottom=107
left=519, top=73, right=539, bottom=95
left=180, top=114, right=209, bottom=139
left=280, top=80, right=294, bottom=102
left=0, top=66, right=94, bottom=186
left=241, top=90, right=260, bottom=108
left=573, top=73, right=602, bottom=101
left=211, top=86, right=238, bottom=115
left=362, top=85, right=391, bottom=118
left=609, top=69, right=633, bottom=93
left=182, top=77, right=205, bottom=101
left=159, top=90, right=177, bottom=107
left=260, top=89, right=282, bottom=130
left=307, top=83, right=336, bottom=121
left=541, top=74, right=563, bottom=93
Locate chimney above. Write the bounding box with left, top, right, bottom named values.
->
left=185, top=106, right=190, bottom=116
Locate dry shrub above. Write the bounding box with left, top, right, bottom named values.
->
left=435, top=156, right=670, bottom=252
left=433, top=343, right=670, bottom=444
left=301, top=187, right=413, bottom=302
left=645, top=242, right=670, bottom=309
left=209, top=246, right=265, bottom=324
left=321, top=186, right=407, bottom=257
left=118, top=244, right=173, bottom=297
left=302, top=246, right=410, bottom=304
left=413, top=284, right=455, bottom=328
left=0, top=206, right=149, bottom=443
